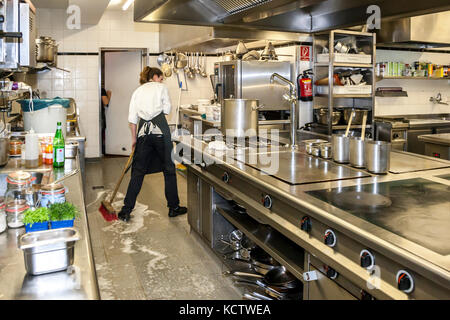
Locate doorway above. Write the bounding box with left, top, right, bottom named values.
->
left=100, top=48, right=147, bottom=156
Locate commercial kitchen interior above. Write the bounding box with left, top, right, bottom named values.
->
left=0, top=0, right=449, bottom=301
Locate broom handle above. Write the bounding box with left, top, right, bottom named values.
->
left=109, top=148, right=135, bottom=203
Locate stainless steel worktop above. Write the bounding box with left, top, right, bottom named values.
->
left=418, top=133, right=450, bottom=146
left=0, top=157, right=99, bottom=300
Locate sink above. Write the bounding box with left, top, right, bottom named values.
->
left=0, top=172, right=45, bottom=197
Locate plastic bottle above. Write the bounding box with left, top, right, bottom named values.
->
left=25, top=128, right=39, bottom=169
left=53, top=122, right=65, bottom=168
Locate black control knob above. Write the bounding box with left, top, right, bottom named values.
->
left=222, top=172, right=230, bottom=183
left=324, top=265, right=338, bottom=280
left=324, top=229, right=336, bottom=247
left=360, top=250, right=375, bottom=269
left=262, top=195, right=273, bottom=209
left=300, top=216, right=311, bottom=232
left=397, top=270, right=414, bottom=293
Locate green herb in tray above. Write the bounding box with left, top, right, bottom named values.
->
left=49, top=202, right=79, bottom=221
left=23, top=207, right=50, bottom=226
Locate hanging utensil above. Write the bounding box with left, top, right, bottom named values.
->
left=195, top=52, right=201, bottom=74
left=200, top=52, right=208, bottom=78
left=157, top=52, right=169, bottom=67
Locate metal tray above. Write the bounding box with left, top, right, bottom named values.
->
left=19, top=228, right=80, bottom=276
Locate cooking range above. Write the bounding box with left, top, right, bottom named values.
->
left=179, top=134, right=450, bottom=300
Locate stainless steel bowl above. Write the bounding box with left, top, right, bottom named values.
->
left=320, top=143, right=332, bottom=159
left=315, top=109, right=341, bottom=125
left=343, top=109, right=367, bottom=125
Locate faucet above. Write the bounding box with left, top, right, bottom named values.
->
left=270, top=73, right=298, bottom=149
left=430, top=93, right=449, bottom=105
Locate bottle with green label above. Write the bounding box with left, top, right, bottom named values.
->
left=53, top=122, right=65, bottom=168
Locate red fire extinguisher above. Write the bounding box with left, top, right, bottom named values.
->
left=298, top=69, right=313, bottom=102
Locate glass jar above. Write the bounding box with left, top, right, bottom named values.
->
left=9, top=140, right=23, bottom=156
left=4, top=171, right=33, bottom=206
left=6, top=200, right=29, bottom=228
left=0, top=197, right=6, bottom=233
left=40, top=183, right=66, bottom=208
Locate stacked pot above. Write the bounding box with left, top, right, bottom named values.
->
left=331, top=134, right=391, bottom=174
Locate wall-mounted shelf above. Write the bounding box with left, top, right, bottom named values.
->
left=375, top=91, right=408, bottom=97
left=377, top=76, right=450, bottom=81
left=315, top=62, right=373, bottom=68
left=315, top=93, right=373, bottom=98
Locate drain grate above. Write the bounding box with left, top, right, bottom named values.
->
left=213, top=0, right=272, bottom=15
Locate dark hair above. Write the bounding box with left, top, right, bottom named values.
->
left=140, top=67, right=163, bottom=84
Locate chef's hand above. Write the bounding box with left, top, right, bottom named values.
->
left=131, top=137, right=137, bottom=150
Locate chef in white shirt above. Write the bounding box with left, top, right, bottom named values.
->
left=118, top=67, right=187, bottom=222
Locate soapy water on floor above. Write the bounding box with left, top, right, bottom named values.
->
left=90, top=187, right=219, bottom=299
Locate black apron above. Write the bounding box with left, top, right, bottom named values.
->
left=131, top=112, right=174, bottom=175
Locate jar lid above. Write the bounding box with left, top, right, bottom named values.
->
left=10, top=140, right=23, bottom=145
left=7, top=171, right=32, bottom=184
left=41, top=183, right=65, bottom=192
left=6, top=200, right=29, bottom=212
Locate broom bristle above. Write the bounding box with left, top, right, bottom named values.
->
left=99, top=201, right=118, bottom=221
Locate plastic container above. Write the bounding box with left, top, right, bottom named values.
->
left=0, top=197, right=6, bottom=233
left=25, top=129, right=40, bottom=169
left=40, top=183, right=66, bottom=208
left=5, top=200, right=29, bottom=228
left=18, top=100, right=69, bottom=135
left=25, top=221, right=49, bottom=233
left=50, top=219, right=74, bottom=229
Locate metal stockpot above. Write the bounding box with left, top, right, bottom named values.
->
left=221, top=99, right=260, bottom=138
left=36, top=37, right=57, bottom=63
left=332, top=134, right=350, bottom=163
left=364, top=140, right=391, bottom=174
left=349, top=137, right=365, bottom=168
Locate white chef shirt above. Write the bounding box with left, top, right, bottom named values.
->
left=128, top=81, right=172, bottom=136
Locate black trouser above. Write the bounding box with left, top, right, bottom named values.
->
left=121, top=134, right=180, bottom=214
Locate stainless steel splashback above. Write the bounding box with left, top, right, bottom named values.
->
left=216, top=60, right=291, bottom=111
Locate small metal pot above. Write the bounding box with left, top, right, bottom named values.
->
left=320, top=143, right=332, bottom=159
left=349, top=137, right=365, bottom=168
left=311, top=146, right=321, bottom=157
left=332, top=134, right=350, bottom=163
left=365, top=140, right=391, bottom=174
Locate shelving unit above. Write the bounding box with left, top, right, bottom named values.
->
left=313, top=30, right=376, bottom=136
left=377, top=76, right=450, bottom=81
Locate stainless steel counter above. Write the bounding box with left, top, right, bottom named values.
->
left=179, top=133, right=450, bottom=299
left=419, top=133, right=450, bottom=146
left=0, top=157, right=100, bottom=300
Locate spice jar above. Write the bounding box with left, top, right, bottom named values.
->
left=0, top=197, right=6, bottom=233
left=40, top=183, right=66, bottom=208
left=6, top=199, right=29, bottom=228
left=9, top=140, right=23, bottom=156
left=4, top=171, right=33, bottom=206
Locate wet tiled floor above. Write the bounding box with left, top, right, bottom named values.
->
left=84, top=157, right=242, bottom=300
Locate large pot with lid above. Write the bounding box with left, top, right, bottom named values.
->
left=221, top=99, right=260, bottom=138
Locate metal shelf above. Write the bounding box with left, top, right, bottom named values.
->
left=315, top=62, right=373, bottom=68
left=378, top=76, right=450, bottom=81
left=315, top=93, right=373, bottom=98
left=215, top=206, right=305, bottom=284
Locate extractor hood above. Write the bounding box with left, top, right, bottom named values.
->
left=135, top=0, right=450, bottom=33
left=377, top=11, right=450, bottom=48
left=159, top=24, right=310, bottom=52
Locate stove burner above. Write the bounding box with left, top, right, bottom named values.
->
left=333, top=191, right=392, bottom=212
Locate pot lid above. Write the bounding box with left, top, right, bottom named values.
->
left=41, top=183, right=65, bottom=192
left=7, top=171, right=32, bottom=183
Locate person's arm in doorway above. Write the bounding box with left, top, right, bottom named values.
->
left=102, top=89, right=112, bottom=107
